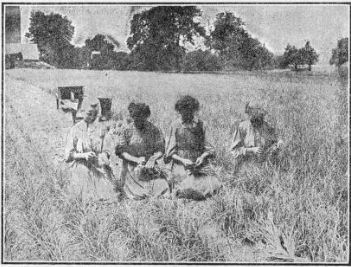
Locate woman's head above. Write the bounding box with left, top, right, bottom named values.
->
left=175, top=95, right=200, bottom=123
left=81, top=100, right=99, bottom=124
left=128, top=102, right=151, bottom=129
left=245, top=100, right=267, bottom=128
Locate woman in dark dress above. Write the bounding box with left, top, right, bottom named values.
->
left=164, top=95, right=221, bottom=200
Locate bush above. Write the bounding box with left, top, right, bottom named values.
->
left=183, top=50, right=221, bottom=72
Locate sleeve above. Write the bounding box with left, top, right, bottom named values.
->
left=152, top=127, right=165, bottom=154
left=102, top=129, right=117, bottom=158
left=202, top=122, right=215, bottom=157
left=114, top=125, right=130, bottom=157
left=230, top=122, right=247, bottom=159
left=64, top=127, right=77, bottom=163
left=164, top=123, right=178, bottom=164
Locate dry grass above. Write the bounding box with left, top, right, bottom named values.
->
left=4, top=68, right=349, bottom=262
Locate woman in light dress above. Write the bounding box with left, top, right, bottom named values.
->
left=64, top=99, right=118, bottom=203
left=230, top=100, right=283, bottom=174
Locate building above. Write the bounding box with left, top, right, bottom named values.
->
left=5, top=5, right=40, bottom=68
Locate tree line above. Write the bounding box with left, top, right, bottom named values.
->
left=25, top=7, right=348, bottom=72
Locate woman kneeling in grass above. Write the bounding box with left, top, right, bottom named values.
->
left=64, top=99, right=118, bottom=204
left=164, top=95, right=221, bottom=200
left=113, top=102, right=169, bottom=200
left=230, top=100, right=284, bottom=174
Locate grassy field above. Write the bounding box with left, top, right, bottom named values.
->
left=4, top=68, right=349, bottom=262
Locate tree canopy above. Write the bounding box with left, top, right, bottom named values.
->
left=330, top=37, right=348, bottom=67
left=206, top=12, right=273, bottom=70
left=127, top=6, right=206, bottom=71
left=25, top=11, right=75, bottom=67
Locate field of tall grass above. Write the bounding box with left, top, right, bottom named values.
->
left=4, top=68, right=349, bottom=262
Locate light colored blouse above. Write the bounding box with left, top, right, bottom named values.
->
left=230, top=120, right=277, bottom=159
left=64, top=120, right=106, bottom=163
left=165, top=118, right=214, bottom=163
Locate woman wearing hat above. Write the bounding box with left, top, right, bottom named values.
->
left=64, top=99, right=118, bottom=203
left=111, top=102, right=169, bottom=200
left=230, top=100, right=283, bottom=173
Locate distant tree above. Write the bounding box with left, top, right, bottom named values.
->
left=281, top=44, right=304, bottom=70
left=302, top=41, right=318, bottom=71
left=183, top=50, right=221, bottom=72
left=330, top=37, right=348, bottom=67
left=127, top=6, right=206, bottom=71
left=25, top=11, right=75, bottom=67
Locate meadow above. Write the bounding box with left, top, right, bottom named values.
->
left=4, top=67, right=349, bottom=262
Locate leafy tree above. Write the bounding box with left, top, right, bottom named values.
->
left=206, top=11, right=248, bottom=62
left=302, top=41, right=318, bottom=71
left=281, top=44, right=305, bottom=70
left=85, top=34, right=120, bottom=69
left=281, top=42, right=318, bottom=71
left=207, top=12, right=273, bottom=70
left=25, top=11, right=75, bottom=67
left=330, top=37, right=348, bottom=67
left=183, top=50, right=221, bottom=72
left=127, top=6, right=206, bottom=71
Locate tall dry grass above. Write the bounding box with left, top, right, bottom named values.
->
left=4, top=69, right=348, bottom=262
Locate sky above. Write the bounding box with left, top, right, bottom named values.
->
left=19, top=4, right=349, bottom=64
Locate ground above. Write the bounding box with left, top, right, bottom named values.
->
left=3, top=68, right=348, bottom=262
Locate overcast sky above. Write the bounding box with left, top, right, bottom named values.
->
left=20, top=4, right=349, bottom=64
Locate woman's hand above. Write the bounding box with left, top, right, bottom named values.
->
left=195, top=156, right=205, bottom=167
left=136, top=156, right=146, bottom=165
left=182, top=158, right=194, bottom=167
left=81, top=152, right=96, bottom=161
left=145, top=159, right=156, bottom=169
left=248, top=147, right=263, bottom=155
left=98, top=153, right=110, bottom=166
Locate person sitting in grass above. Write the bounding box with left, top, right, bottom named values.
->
left=164, top=95, right=222, bottom=201
left=230, top=100, right=284, bottom=174
left=64, top=99, right=118, bottom=204
left=111, top=102, right=169, bottom=200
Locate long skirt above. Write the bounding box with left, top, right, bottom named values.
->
left=120, top=161, right=170, bottom=200
left=170, top=163, right=222, bottom=201
left=67, top=162, right=118, bottom=204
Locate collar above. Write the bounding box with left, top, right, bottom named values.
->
left=180, top=116, right=199, bottom=129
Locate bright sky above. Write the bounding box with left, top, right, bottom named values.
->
left=20, top=5, right=349, bottom=64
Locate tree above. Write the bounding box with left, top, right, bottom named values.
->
left=281, top=44, right=305, bottom=70
left=84, top=34, right=120, bottom=69
left=207, top=12, right=273, bottom=70
left=302, top=41, right=318, bottom=71
left=127, top=6, right=206, bottom=71
left=281, top=42, right=318, bottom=71
left=330, top=37, right=348, bottom=67
left=183, top=50, right=221, bottom=72
left=25, top=11, right=75, bottom=67
left=206, top=12, right=249, bottom=63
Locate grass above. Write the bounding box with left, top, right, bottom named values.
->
left=4, top=68, right=349, bottom=262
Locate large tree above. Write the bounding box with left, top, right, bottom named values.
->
left=330, top=37, right=348, bottom=67
left=206, top=12, right=273, bottom=70
left=25, top=11, right=75, bottom=67
left=206, top=11, right=249, bottom=61
left=127, top=6, right=206, bottom=71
